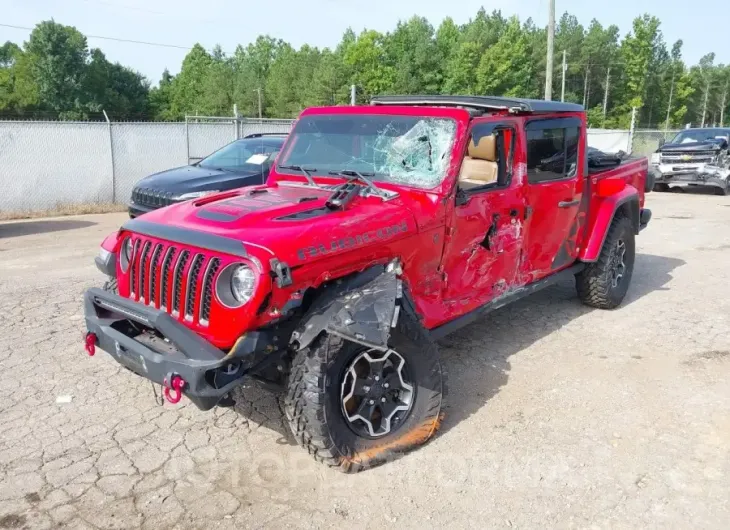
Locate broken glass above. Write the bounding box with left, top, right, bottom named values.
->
left=278, top=115, right=457, bottom=189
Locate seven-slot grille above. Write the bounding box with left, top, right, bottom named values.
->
left=660, top=150, right=717, bottom=165
left=132, top=188, right=176, bottom=208
left=125, top=237, right=221, bottom=327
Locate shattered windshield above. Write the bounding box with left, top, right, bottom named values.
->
left=672, top=129, right=730, bottom=144
left=277, top=114, right=457, bottom=188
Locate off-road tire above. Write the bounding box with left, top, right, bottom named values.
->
left=284, top=309, right=444, bottom=473
left=103, top=278, right=118, bottom=294
left=653, top=183, right=669, bottom=192
left=576, top=215, right=635, bottom=309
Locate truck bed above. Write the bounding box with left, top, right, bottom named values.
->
left=589, top=156, right=647, bottom=180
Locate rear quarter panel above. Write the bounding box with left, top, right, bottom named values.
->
left=578, top=157, right=648, bottom=262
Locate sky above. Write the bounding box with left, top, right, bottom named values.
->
left=2, top=0, right=728, bottom=85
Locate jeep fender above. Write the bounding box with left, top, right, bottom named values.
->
left=580, top=187, right=640, bottom=262
left=293, top=264, right=401, bottom=351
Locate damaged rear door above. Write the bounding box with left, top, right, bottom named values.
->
left=521, top=116, right=584, bottom=279
left=440, top=117, right=526, bottom=311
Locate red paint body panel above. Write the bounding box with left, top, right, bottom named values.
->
left=101, top=104, right=649, bottom=348
left=579, top=157, right=648, bottom=262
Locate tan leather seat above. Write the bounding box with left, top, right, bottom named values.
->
left=459, top=134, right=498, bottom=189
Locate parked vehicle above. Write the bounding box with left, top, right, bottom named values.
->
left=85, top=95, right=651, bottom=472
left=651, top=127, right=730, bottom=195
left=128, top=134, right=287, bottom=217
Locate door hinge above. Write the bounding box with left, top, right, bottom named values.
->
left=524, top=206, right=533, bottom=220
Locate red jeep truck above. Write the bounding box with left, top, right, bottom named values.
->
left=84, top=95, right=651, bottom=471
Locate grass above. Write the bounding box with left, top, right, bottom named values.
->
left=0, top=202, right=126, bottom=221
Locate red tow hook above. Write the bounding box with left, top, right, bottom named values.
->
left=84, top=332, right=97, bottom=356
left=163, top=375, right=186, bottom=404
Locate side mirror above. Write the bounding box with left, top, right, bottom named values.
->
left=657, top=138, right=666, bottom=148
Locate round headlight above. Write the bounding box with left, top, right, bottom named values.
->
left=120, top=237, right=133, bottom=272
left=231, top=265, right=256, bottom=304
left=216, top=263, right=257, bottom=308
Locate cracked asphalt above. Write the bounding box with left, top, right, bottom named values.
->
left=1, top=191, right=729, bottom=529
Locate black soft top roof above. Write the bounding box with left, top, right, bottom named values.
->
left=371, top=95, right=583, bottom=114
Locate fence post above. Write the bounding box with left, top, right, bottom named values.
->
left=103, top=110, right=116, bottom=203
left=627, top=107, right=637, bottom=155
left=185, top=116, right=190, bottom=164
left=233, top=104, right=241, bottom=140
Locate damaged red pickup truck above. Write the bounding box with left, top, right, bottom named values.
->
left=84, top=96, right=651, bottom=471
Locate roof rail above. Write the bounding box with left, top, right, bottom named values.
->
left=370, top=95, right=583, bottom=114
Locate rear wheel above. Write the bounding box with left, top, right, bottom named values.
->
left=284, top=310, right=444, bottom=472
left=653, top=183, right=669, bottom=192
left=576, top=215, right=635, bottom=309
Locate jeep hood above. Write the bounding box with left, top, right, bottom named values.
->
left=124, top=184, right=422, bottom=266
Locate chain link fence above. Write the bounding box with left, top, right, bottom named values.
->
left=0, top=117, right=294, bottom=215
left=0, top=112, right=678, bottom=215
left=630, top=129, right=681, bottom=156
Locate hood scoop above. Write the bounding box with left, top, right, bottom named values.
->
left=194, top=186, right=331, bottom=224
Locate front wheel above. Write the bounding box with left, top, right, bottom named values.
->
left=576, top=215, right=636, bottom=309
left=284, top=310, right=444, bottom=472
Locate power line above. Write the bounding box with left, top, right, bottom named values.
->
left=0, top=23, right=192, bottom=50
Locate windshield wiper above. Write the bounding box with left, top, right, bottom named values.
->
left=277, top=164, right=318, bottom=187
left=327, top=170, right=389, bottom=199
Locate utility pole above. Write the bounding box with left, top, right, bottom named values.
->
left=664, top=67, right=676, bottom=131
left=544, top=0, right=555, bottom=100
left=561, top=50, right=567, bottom=102
left=602, top=67, right=611, bottom=125
left=701, top=79, right=710, bottom=128
left=255, top=88, right=263, bottom=120
left=350, top=84, right=356, bottom=106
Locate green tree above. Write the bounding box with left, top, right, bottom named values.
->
left=443, top=9, right=507, bottom=94
left=25, top=20, right=89, bottom=118
left=580, top=21, right=619, bottom=111
left=306, top=48, right=350, bottom=106
left=618, top=15, right=663, bottom=122
left=148, top=69, right=175, bottom=120
left=343, top=30, right=395, bottom=102
left=553, top=13, right=585, bottom=102
left=84, top=48, right=149, bottom=118
left=476, top=17, right=535, bottom=97
left=0, top=42, right=40, bottom=113
left=198, top=46, right=234, bottom=116
left=384, top=16, right=442, bottom=94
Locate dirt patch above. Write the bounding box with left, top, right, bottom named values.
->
left=0, top=514, right=26, bottom=529
left=0, top=202, right=125, bottom=221
left=696, top=244, right=730, bottom=252
left=697, top=350, right=730, bottom=360
left=24, top=492, right=40, bottom=503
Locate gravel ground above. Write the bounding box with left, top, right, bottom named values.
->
left=0, top=191, right=729, bottom=529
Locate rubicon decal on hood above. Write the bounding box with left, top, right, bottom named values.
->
left=296, top=220, right=409, bottom=261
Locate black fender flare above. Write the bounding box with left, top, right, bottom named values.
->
left=292, top=263, right=402, bottom=351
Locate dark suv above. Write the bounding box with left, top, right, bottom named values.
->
left=128, top=134, right=286, bottom=217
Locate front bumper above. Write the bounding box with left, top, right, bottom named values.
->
left=84, top=288, right=273, bottom=410
left=127, top=202, right=156, bottom=218
left=651, top=165, right=729, bottom=190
